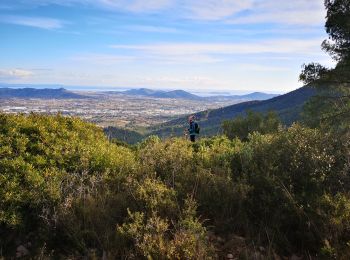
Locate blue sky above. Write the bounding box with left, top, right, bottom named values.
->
left=0, top=0, right=333, bottom=93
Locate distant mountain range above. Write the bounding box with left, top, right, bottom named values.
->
left=148, top=86, right=316, bottom=138
left=108, top=88, right=279, bottom=101
left=0, top=84, right=279, bottom=101
left=0, top=87, right=85, bottom=99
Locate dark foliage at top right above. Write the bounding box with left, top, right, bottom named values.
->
left=300, top=0, right=350, bottom=129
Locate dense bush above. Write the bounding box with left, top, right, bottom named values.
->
left=0, top=113, right=137, bottom=256
left=1, top=113, right=350, bottom=258
left=137, top=124, right=350, bottom=258
left=0, top=114, right=214, bottom=258
left=222, top=110, right=281, bottom=141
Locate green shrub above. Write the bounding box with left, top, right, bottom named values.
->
left=0, top=113, right=136, bottom=256
left=117, top=198, right=215, bottom=259
left=1, top=113, right=350, bottom=258
left=222, top=110, right=281, bottom=141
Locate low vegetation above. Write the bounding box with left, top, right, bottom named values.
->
left=222, top=110, right=281, bottom=140
left=0, top=112, right=349, bottom=258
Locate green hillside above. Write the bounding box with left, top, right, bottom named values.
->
left=1, top=113, right=349, bottom=259
left=149, top=86, right=315, bottom=138
left=104, top=126, right=145, bottom=145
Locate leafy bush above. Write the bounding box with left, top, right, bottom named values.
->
left=222, top=110, right=281, bottom=141
left=0, top=113, right=136, bottom=256
left=117, top=198, right=215, bottom=259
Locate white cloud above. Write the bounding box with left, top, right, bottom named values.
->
left=92, top=0, right=254, bottom=20
left=2, top=0, right=326, bottom=24
left=0, top=69, right=34, bottom=79
left=123, top=25, right=181, bottom=34
left=180, top=0, right=253, bottom=20
left=27, top=0, right=173, bottom=13
left=110, top=38, right=323, bottom=64
left=99, top=0, right=325, bottom=24
left=237, top=64, right=291, bottom=72
left=228, top=0, right=325, bottom=25
left=99, top=0, right=172, bottom=12
left=230, top=10, right=324, bottom=26
left=0, top=15, right=64, bottom=29
left=70, top=54, right=136, bottom=64
left=141, top=75, right=228, bottom=88
left=70, top=52, right=221, bottom=65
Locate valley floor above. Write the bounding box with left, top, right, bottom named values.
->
left=0, top=93, right=239, bottom=128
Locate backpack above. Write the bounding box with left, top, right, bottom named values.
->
left=194, top=122, right=200, bottom=134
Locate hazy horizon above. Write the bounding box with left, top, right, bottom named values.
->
left=0, top=82, right=283, bottom=95
left=1, top=0, right=334, bottom=93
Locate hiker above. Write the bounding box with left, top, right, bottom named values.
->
left=188, top=115, right=199, bottom=142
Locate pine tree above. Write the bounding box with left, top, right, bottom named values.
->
left=300, top=0, right=350, bottom=129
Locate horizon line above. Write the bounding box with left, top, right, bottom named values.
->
left=0, top=82, right=284, bottom=95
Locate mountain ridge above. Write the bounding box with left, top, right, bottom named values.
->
left=121, top=88, right=203, bottom=100
left=112, top=88, right=279, bottom=101
left=0, top=87, right=86, bottom=99
left=0, top=84, right=279, bottom=101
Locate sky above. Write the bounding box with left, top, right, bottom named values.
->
left=0, top=0, right=334, bottom=93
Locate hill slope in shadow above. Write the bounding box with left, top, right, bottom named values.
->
left=148, top=86, right=316, bottom=138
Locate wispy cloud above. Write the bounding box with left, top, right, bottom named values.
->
left=1, top=0, right=325, bottom=25
left=98, top=0, right=172, bottom=12
left=229, top=10, right=324, bottom=26
left=110, top=38, right=323, bottom=64
left=0, top=69, right=34, bottom=79
left=115, top=0, right=323, bottom=25
left=19, top=0, right=173, bottom=13
left=70, top=54, right=136, bottom=64
left=141, top=75, right=228, bottom=88
left=238, top=64, right=291, bottom=72
left=0, top=15, right=65, bottom=29
left=228, top=0, right=325, bottom=25
left=118, top=41, right=315, bottom=54
left=123, top=25, right=181, bottom=34
left=180, top=0, right=253, bottom=20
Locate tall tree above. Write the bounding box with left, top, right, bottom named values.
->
left=300, top=0, right=350, bottom=129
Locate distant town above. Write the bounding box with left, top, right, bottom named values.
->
left=0, top=86, right=278, bottom=128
